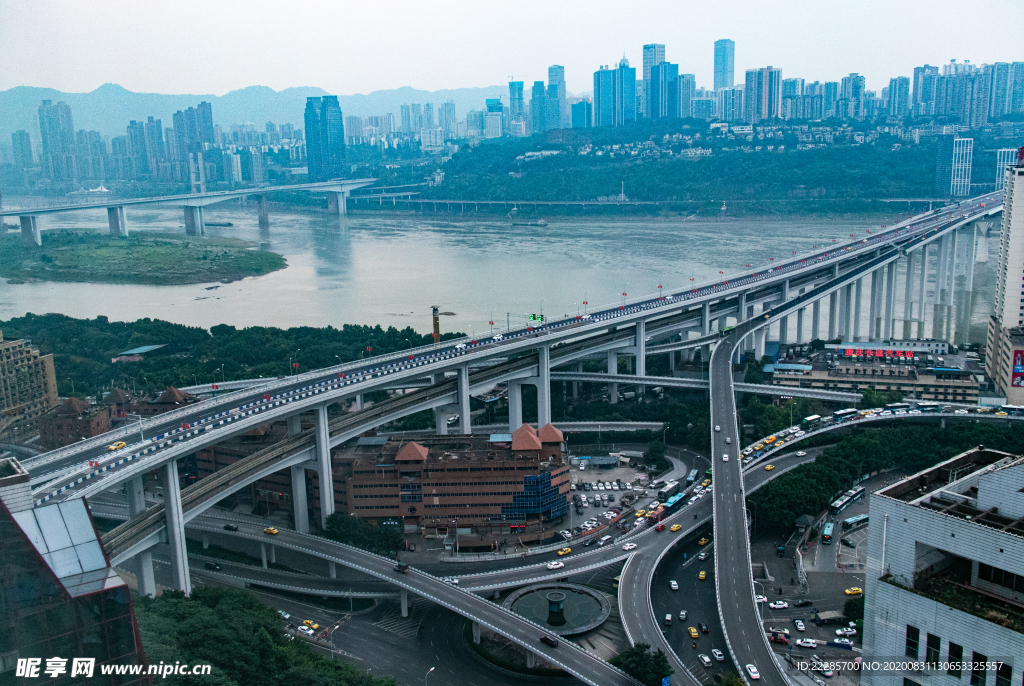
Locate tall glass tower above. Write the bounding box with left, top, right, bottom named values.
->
left=714, top=39, right=735, bottom=91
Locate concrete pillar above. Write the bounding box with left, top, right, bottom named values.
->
left=183, top=206, right=205, bottom=236
left=837, top=285, right=848, bottom=339
left=287, top=415, right=302, bottom=437
left=315, top=404, right=334, bottom=526
left=537, top=346, right=551, bottom=425
left=572, top=362, right=581, bottom=398
left=291, top=464, right=309, bottom=534
left=127, top=475, right=146, bottom=516
left=161, top=461, right=191, bottom=594
left=828, top=291, right=838, bottom=340
left=868, top=269, right=881, bottom=341
left=635, top=321, right=646, bottom=378
left=261, top=543, right=268, bottom=569
left=756, top=328, right=766, bottom=360
left=778, top=314, right=788, bottom=345
left=472, top=620, right=481, bottom=644
left=933, top=234, right=950, bottom=335
left=202, top=534, right=209, bottom=550
left=811, top=299, right=821, bottom=341
left=270, top=545, right=276, bottom=564
left=668, top=350, right=676, bottom=372
left=19, top=216, right=41, bottom=247
left=457, top=365, right=472, bottom=433
left=107, top=206, right=128, bottom=236
left=329, top=561, right=337, bottom=579
left=355, top=394, right=364, bottom=410
left=607, top=350, right=618, bottom=404
left=527, top=652, right=537, bottom=669
left=126, top=475, right=155, bottom=597
left=917, top=244, right=929, bottom=339
left=138, top=552, right=156, bottom=598
left=435, top=405, right=450, bottom=435
left=796, top=308, right=805, bottom=344
left=701, top=302, right=710, bottom=335
left=902, top=253, right=916, bottom=339
left=401, top=588, right=409, bottom=618
left=257, top=195, right=269, bottom=227
left=884, top=262, right=896, bottom=340
left=853, top=278, right=863, bottom=342
left=508, top=382, right=523, bottom=431
left=945, top=229, right=959, bottom=342
left=332, top=191, right=349, bottom=217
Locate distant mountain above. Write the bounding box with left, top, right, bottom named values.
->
left=0, top=83, right=513, bottom=141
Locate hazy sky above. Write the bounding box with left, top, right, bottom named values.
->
left=3, top=0, right=1023, bottom=97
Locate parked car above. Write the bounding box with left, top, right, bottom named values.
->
left=795, top=638, right=817, bottom=648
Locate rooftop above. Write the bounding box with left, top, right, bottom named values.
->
left=341, top=431, right=565, bottom=467
left=118, top=344, right=167, bottom=356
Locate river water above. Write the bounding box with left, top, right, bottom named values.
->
left=0, top=201, right=996, bottom=343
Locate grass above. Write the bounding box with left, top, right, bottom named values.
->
left=0, top=230, right=286, bottom=285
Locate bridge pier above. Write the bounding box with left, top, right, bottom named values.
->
left=933, top=234, right=951, bottom=338
left=161, top=461, right=191, bottom=594
left=868, top=268, right=881, bottom=340
left=315, top=403, right=335, bottom=526
left=401, top=588, right=409, bottom=618
left=458, top=365, right=472, bottom=434
left=261, top=543, right=268, bottom=568
left=287, top=415, right=302, bottom=436
left=795, top=307, right=804, bottom=344
left=635, top=321, right=646, bottom=377
left=19, top=215, right=41, bottom=247
left=607, top=350, right=618, bottom=404
left=902, top=252, right=917, bottom=339
left=853, top=278, right=863, bottom=341
left=126, top=475, right=156, bottom=598
left=107, top=206, right=128, bottom=237
left=508, top=382, right=523, bottom=431
left=811, top=299, right=821, bottom=341
left=329, top=561, right=336, bottom=578
left=183, top=205, right=205, bottom=236
left=884, top=261, right=896, bottom=339
left=526, top=651, right=537, bottom=669
left=291, top=464, right=309, bottom=534
left=472, top=620, right=481, bottom=644
left=828, top=291, right=838, bottom=340
left=537, top=346, right=551, bottom=425
left=257, top=195, right=269, bottom=227
left=327, top=191, right=349, bottom=217
left=917, top=243, right=929, bottom=338
left=202, top=534, right=209, bottom=550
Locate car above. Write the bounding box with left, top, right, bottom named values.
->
left=955, top=409, right=969, bottom=415
left=698, top=622, right=709, bottom=633
left=754, top=443, right=764, bottom=450
left=650, top=501, right=661, bottom=510
left=845, top=587, right=863, bottom=595
left=698, top=571, right=707, bottom=581
left=278, top=610, right=291, bottom=619
left=909, top=409, right=922, bottom=415
left=223, top=524, right=238, bottom=531
left=794, top=619, right=805, bottom=631
left=755, top=595, right=767, bottom=603
left=746, top=664, right=761, bottom=680
left=701, top=479, right=711, bottom=488
left=664, top=613, right=673, bottom=626
left=635, top=510, right=646, bottom=517
left=725, top=436, right=732, bottom=444
left=557, top=548, right=571, bottom=556
left=836, top=627, right=857, bottom=636
left=679, top=609, right=688, bottom=620
left=764, top=464, right=775, bottom=471
left=654, top=523, right=666, bottom=532
left=622, top=542, right=637, bottom=551
left=834, top=637, right=854, bottom=647
left=263, top=527, right=279, bottom=535
left=107, top=441, right=128, bottom=452
left=794, top=599, right=814, bottom=608
left=698, top=550, right=709, bottom=561
left=492, top=334, right=504, bottom=341
left=722, top=453, right=729, bottom=462
left=698, top=537, right=709, bottom=545
left=715, top=425, right=721, bottom=432
left=547, top=561, right=564, bottom=570
left=796, top=451, right=807, bottom=457
left=812, top=662, right=834, bottom=677
left=840, top=538, right=856, bottom=549
left=698, top=654, right=712, bottom=667
left=769, top=601, right=788, bottom=609
left=769, top=626, right=790, bottom=636
left=297, top=626, right=314, bottom=636
left=454, top=343, right=467, bottom=350
left=688, top=627, right=699, bottom=639
left=303, top=620, right=319, bottom=629
left=669, top=580, right=679, bottom=590
left=204, top=562, right=222, bottom=571
left=796, top=638, right=817, bottom=648
left=540, top=635, right=558, bottom=648
left=442, top=576, right=459, bottom=585
left=670, top=524, right=682, bottom=532
left=583, top=483, right=591, bottom=491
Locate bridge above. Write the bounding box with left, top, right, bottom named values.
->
left=1, top=178, right=376, bottom=245
left=16, top=190, right=1005, bottom=685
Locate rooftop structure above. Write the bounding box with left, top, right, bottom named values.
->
left=38, top=397, right=113, bottom=450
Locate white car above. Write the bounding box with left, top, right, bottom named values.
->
left=492, top=334, right=503, bottom=341
left=769, top=601, right=789, bottom=609
left=794, top=619, right=805, bottom=631
left=442, top=576, right=459, bottom=585
left=622, top=543, right=637, bottom=551
left=796, top=638, right=817, bottom=648
left=836, top=627, right=857, bottom=636
left=796, top=451, right=807, bottom=457
left=455, top=343, right=467, bottom=350
left=715, top=425, right=721, bottom=432
left=679, top=609, right=687, bottom=620
left=769, top=627, right=790, bottom=637
left=297, top=626, right=314, bottom=636
left=547, top=561, right=564, bottom=570
left=755, top=595, right=768, bottom=603
left=746, top=664, right=761, bottom=680
left=955, top=409, right=969, bottom=415
left=725, top=437, right=731, bottom=444
left=834, top=637, right=854, bottom=647
left=722, top=453, right=729, bottom=462
left=669, top=580, right=679, bottom=590
left=698, top=654, right=712, bottom=668
left=278, top=610, right=291, bottom=619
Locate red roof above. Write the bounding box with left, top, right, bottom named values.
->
left=511, top=424, right=542, bottom=451
left=395, top=442, right=429, bottom=462
left=538, top=423, right=564, bottom=444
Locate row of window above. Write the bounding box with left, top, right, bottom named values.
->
left=353, top=480, right=523, bottom=489
left=905, top=625, right=1014, bottom=686
left=356, top=491, right=522, bottom=499
left=977, top=563, right=1024, bottom=593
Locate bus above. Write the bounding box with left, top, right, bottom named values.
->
left=917, top=402, right=941, bottom=413
left=657, top=481, right=680, bottom=500
left=686, top=469, right=699, bottom=486
left=720, top=326, right=735, bottom=337
left=842, top=514, right=869, bottom=530
left=829, top=495, right=851, bottom=515
left=846, top=485, right=866, bottom=503
left=1000, top=405, right=1024, bottom=416
left=646, top=507, right=668, bottom=523
left=885, top=402, right=911, bottom=411
left=664, top=493, right=685, bottom=512
left=705, top=467, right=713, bottom=478
left=822, top=522, right=834, bottom=544
left=801, top=415, right=823, bottom=431
left=833, top=408, right=859, bottom=422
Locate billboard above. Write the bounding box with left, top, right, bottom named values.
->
left=1012, top=350, right=1024, bottom=387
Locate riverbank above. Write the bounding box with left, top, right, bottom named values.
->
left=0, top=230, right=286, bottom=285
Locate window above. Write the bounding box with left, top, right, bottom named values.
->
left=948, top=643, right=963, bottom=677
left=925, top=634, right=941, bottom=664
left=994, top=664, right=1012, bottom=686
left=905, top=625, right=920, bottom=659
left=970, top=653, right=987, bottom=686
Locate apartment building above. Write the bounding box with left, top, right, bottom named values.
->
left=0, top=330, right=58, bottom=434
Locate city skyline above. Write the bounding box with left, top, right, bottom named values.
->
left=2, top=1, right=1023, bottom=99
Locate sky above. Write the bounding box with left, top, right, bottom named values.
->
left=2, top=0, right=1023, bottom=97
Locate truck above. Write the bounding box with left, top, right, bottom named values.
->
left=394, top=563, right=410, bottom=574
left=811, top=610, right=845, bottom=625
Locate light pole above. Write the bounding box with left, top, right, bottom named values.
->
left=425, top=667, right=435, bottom=686
left=126, top=413, right=145, bottom=443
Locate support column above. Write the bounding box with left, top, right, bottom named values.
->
left=457, top=365, right=472, bottom=433
left=902, top=253, right=916, bottom=339
left=202, top=534, right=209, bottom=550
left=668, top=350, right=676, bottom=372
left=933, top=234, right=950, bottom=336
left=401, top=588, right=409, bottom=618
left=700, top=301, right=711, bottom=362
left=853, top=278, right=863, bottom=342
left=261, top=543, right=268, bottom=569
left=607, top=350, right=618, bottom=404
left=778, top=314, right=788, bottom=345
left=472, top=621, right=481, bottom=644
left=355, top=394, right=364, bottom=410
left=287, top=415, right=302, bottom=437
left=917, top=244, right=929, bottom=339
left=945, top=229, right=960, bottom=342
left=537, top=346, right=551, bottom=425
left=527, top=652, right=537, bottom=669
left=811, top=299, right=821, bottom=342
left=635, top=321, right=646, bottom=378
left=183, top=206, right=205, bottom=236
left=126, top=475, right=155, bottom=597
left=572, top=362, right=581, bottom=398
left=329, top=561, right=336, bottom=579
left=883, top=262, right=897, bottom=340
left=328, top=190, right=349, bottom=216
left=755, top=328, right=766, bottom=360
left=435, top=404, right=450, bottom=435
left=315, top=404, right=334, bottom=526
left=138, top=551, right=156, bottom=598
left=796, top=308, right=805, bottom=344
left=107, top=206, right=128, bottom=236
left=161, top=461, right=191, bottom=594
left=270, top=545, right=276, bottom=564
left=257, top=195, right=269, bottom=228
left=828, top=292, right=838, bottom=340
left=868, top=269, right=881, bottom=341
left=837, top=286, right=848, bottom=340
left=19, top=216, right=41, bottom=247
left=290, top=464, right=309, bottom=534
left=508, top=382, right=523, bottom=431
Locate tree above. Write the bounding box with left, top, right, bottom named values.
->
left=643, top=441, right=669, bottom=471
left=610, top=643, right=673, bottom=686
left=324, top=513, right=405, bottom=556
left=719, top=674, right=746, bottom=686
left=844, top=594, right=865, bottom=621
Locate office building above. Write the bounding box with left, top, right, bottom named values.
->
left=648, top=61, right=679, bottom=119
left=951, top=137, right=973, bottom=197
left=303, top=95, right=345, bottom=182
left=717, top=86, right=744, bottom=122
left=325, top=425, right=570, bottom=538
left=996, top=149, right=1017, bottom=191
left=986, top=156, right=1024, bottom=403
left=38, top=100, right=76, bottom=182
left=0, top=330, right=58, bottom=435
left=548, top=65, right=566, bottom=129
left=593, top=58, right=636, bottom=127
left=508, top=82, right=524, bottom=125
left=744, top=66, right=782, bottom=123
left=888, top=76, right=910, bottom=118
left=571, top=99, right=593, bottom=128
left=531, top=81, right=548, bottom=133
left=11, top=130, right=32, bottom=169
left=643, top=43, right=666, bottom=117
left=714, top=39, right=735, bottom=91
left=0, top=458, right=151, bottom=685
left=678, top=74, right=696, bottom=119
left=862, top=446, right=1024, bottom=686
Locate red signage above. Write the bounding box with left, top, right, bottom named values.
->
left=843, top=348, right=914, bottom=359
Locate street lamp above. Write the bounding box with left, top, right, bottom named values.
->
left=126, top=413, right=145, bottom=444
left=425, top=667, right=435, bottom=686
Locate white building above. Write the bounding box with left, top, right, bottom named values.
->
left=951, top=137, right=974, bottom=197
left=420, top=128, right=444, bottom=153
left=484, top=113, right=503, bottom=139
left=986, top=160, right=1024, bottom=402
left=863, top=447, right=1024, bottom=686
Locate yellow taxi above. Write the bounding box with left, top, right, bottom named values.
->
left=764, top=464, right=775, bottom=471
left=844, top=587, right=863, bottom=596
left=701, top=479, right=711, bottom=488
left=688, top=627, right=699, bottom=638
left=263, top=527, right=279, bottom=535
left=557, top=547, right=572, bottom=556
left=303, top=620, right=319, bottom=630
left=698, top=571, right=707, bottom=581
left=670, top=524, right=682, bottom=532
left=754, top=443, right=764, bottom=450
left=107, top=441, right=127, bottom=451
left=765, top=436, right=777, bottom=444
left=635, top=509, right=646, bottom=517
left=996, top=411, right=1009, bottom=416
left=698, top=537, right=709, bottom=545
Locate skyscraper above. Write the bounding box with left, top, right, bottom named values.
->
left=951, top=137, right=973, bottom=197
left=912, top=65, right=939, bottom=114
left=648, top=62, right=679, bottom=119
left=642, top=44, right=666, bottom=117
left=744, top=67, right=782, bottom=123
left=196, top=101, right=215, bottom=144
left=995, top=148, right=1016, bottom=191
left=1010, top=62, right=1024, bottom=114
left=126, top=120, right=150, bottom=179
left=303, top=97, right=323, bottom=181
left=887, top=76, right=910, bottom=118
left=531, top=81, right=547, bottom=133
left=714, top=39, right=735, bottom=91
left=678, top=74, right=696, bottom=119
left=508, top=81, right=524, bottom=124
left=37, top=100, right=76, bottom=182
left=439, top=100, right=457, bottom=138
left=11, top=130, right=33, bottom=169
left=548, top=65, right=566, bottom=128
left=593, top=58, right=636, bottom=127
left=717, top=86, right=744, bottom=122
left=987, top=155, right=1024, bottom=398
left=423, top=103, right=434, bottom=129
left=400, top=104, right=411, bottom=134
left=410, top=103, right=423, bottom=133
left=840, top=73, right=866, bottom=118
left=571, top=100, right=593, bottom=128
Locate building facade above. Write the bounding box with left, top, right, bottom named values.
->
left=593, top=59, right=636, bottom=128
left=38, top=398, right=112, bottom=451
left=986, top=158, right=1024, bottom=403
left=303, top=96, right=345, bottom=182
left=714, top=39, right=735, bottom=91
left=0, top=330, right=58, bottom=435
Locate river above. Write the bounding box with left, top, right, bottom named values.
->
left=0, top=200, right=996, bottom=344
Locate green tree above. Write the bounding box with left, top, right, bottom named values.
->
left=643, top=441, right=670, bottom=471
left=844, top=594, right=865, bottom=621
left=324, top=513, right=405, bottom=556
left=610, top=643, right=674, bottom=686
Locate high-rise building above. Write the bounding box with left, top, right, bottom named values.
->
left=345, top=115, right=363, bottom=144
left=648, top=61, right=679, bottom=119
left=439, top=101, right=457, bottom=138
left=11, top=130, right=33, bottom=169
left=861, top=445, right=1024, bottom=686
left=423, top=103, right=434, bottom=129
left=642, top=44, right=666, bottom=117
left=125, top=120, right=150, bottom=179
left=717, top=86, right=744, bottom=122
left=593, top=58, right=636, bottom=127
left=781, top=78, right=804, bottom=99
left=1010, top=62, right=1024, bottom=114
left=571, top=100, right=593, bottom=128
left=951, top=137, right=973, bottom=197
left=196, top=101, right=214, bottom=144
left=887, top=76, right=910, bottom=118
left=840, top=73, right=866, bottom=118
left=548, top=65, right=566, bottom=128
left=678, top=74, right=696, bottom=119
left=714, top=39, right=735, bottom=91
left=303, top=97, right=323, bottom=181
left=400, top=104, right=411, bottom=134
left=987, top=62, right=1012, bottom=118
left=410, top=103, right=423, bottom=133
left=37, top=100, right=76, bottom=182
left=744, top=67, right=782, bottom=123
left=912, top=65, right=939, bottom=114
left=531, top=81, right=547, bottom=134
left=0, top=330, right=58, bottom=435
left=508, top=81, right=524, bottom=124
left=987, top=154, right=1024, bottom=401
left=995, top=148, right=1016, bottom=191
